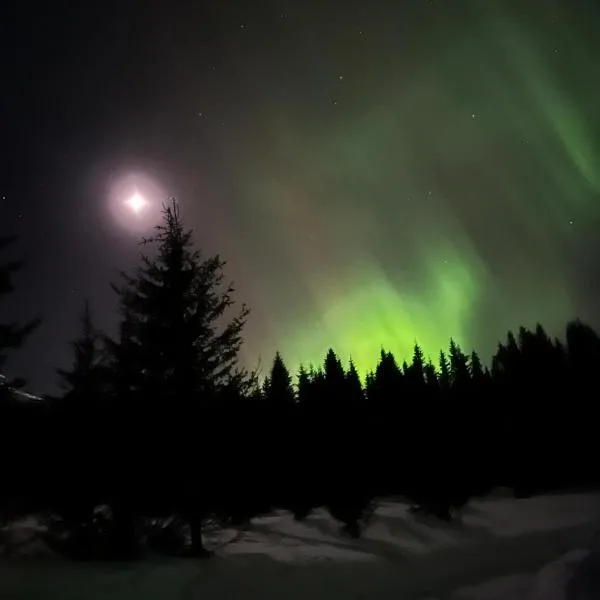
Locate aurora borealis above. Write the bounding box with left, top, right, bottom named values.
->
left=2, top=0, right=599, bottom=389
left=217, top=0, right=600, bottom=375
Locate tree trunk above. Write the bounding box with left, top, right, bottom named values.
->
left=188, top=512, right=211, bottom=558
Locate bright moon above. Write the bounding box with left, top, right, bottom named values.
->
left=126, top=191, right=147, bottom=214
left=107, top=171, right=164, bottom=233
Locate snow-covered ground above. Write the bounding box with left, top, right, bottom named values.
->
left=1, top=490, right=599, bottom=599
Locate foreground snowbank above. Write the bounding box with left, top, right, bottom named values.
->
left=450, top=543, right=600, bottom=599
left=1, top=491, right=599, bottom=599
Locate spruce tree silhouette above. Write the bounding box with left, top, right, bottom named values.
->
left=467, top=349, right=495, bottom=495
left=106, top=198, right=249, bottom=558
left=406, top=346, right=445, bottom=520
left=469, top=350, right=485, bottom=381
left=324, top=348, right=345, bottom=385
left=448, top=339, right=470, bottom=390
left=321, top=350, right=347, bottom=526
left=322, top=350, right=371, bottom=538
left=346, top=360, right=363, bottom=407
left=424, top=360, right=439, bottom=389
left=365, top=350, right=404, bottom=498
left=290, top=364, right=316, bottom=520
left=564, top=320, right=600, bottom=487
left=57, top=300, right=106, bottom=401
left=0, top=234, right=40, bottom=528
left=302, top=364, right=327, bottom=511
left=0, top=235, right=40, bottom=388
left=263, top=352, right=295, bottom=413
left=406, top=344, right=426, bottom=388
left=438, top=349, right=451, bottom=391
left=346, top=359, right=365, bottom=443
left=48, top=301, right=111, bottom=553
left=263, top=352, right=296, bottom=510
left=446, top=340, right=474, bottom=513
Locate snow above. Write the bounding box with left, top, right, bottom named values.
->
left=1, top=490, right=599, bottom=599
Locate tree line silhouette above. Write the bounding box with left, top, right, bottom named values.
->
left=1, top=200, right=599, bottom=560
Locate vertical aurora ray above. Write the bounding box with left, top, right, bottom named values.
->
left=487, top=4, right=600, bottom=197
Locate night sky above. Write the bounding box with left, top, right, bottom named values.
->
left=1, top=0, right=599, bottom=393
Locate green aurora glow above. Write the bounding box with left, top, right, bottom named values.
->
left=177, top=0, right=600, bottom=376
